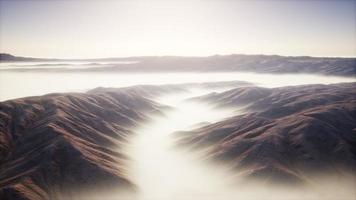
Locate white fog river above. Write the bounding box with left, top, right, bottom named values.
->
left=1, top=64, right=355, bottom=200
left=119, top=88, right=355, bottom=200
left=125, top=89, right=236, bottom=200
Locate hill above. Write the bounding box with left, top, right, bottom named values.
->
left=178, top=83, right=356, bottom=184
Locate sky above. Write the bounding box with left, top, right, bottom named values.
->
left=0, top=0, right=355, bottom=59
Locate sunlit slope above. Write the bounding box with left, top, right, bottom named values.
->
left=0, top=87, right=166, bottom=200
left=178, top=82, right=356, bottom=183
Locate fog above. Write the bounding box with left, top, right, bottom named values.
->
left=1, top=64, right=355, bottom=200
left=121, top=89, right=356, bottom=200
left=0, top=70, right=355, bottom=101
left=0, top=61, right=138, bottom=69
left=74, top=88, right=356, bottom=200
left=125, top=89, right=234, bottom=200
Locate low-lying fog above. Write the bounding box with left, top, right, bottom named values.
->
left=123, top=89, right=356, bottom=200
left=0, top=61, right=138, bottom=69
left=125, top=89, right=235, bottom=200
left=1, top=64, right=355, bottom=200
left=79, top=88, right=356, bottom=200
left=0, top=70, right=355, bottom=101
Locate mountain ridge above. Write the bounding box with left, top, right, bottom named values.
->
left=1, top=53, right=355, bottom=76
left=0, top=86, right=169, bottom=200
left=177, top=82, right=356, bottom=184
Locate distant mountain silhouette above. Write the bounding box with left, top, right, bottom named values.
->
left=1, top=53, right=355, bottom=76
left=0, top=53, right=51, bottom=62
left=0, top=53, right=141, bottom=62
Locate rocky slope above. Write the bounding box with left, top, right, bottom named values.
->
left=178, top=83, right=356, bottom=184
left=0, top=86, right=166, bottom=200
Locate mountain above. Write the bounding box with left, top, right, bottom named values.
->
left=0, top=53, right=144, bottom=62
left=0, top=54, right=58, bottom=62
left=0, top=86, right=167, bottom=200
left=104, top=54, right=355, bottom=76
left=1, top=53, right=355, bottom=76
left=177, top=83, right=356, bottom=184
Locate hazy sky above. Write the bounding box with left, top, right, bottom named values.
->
left=0, top=0, right=355, bottom=58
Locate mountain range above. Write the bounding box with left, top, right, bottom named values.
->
left=1, top=53, right=355, bottom=76
left=178, top=83, right=356, bottom=184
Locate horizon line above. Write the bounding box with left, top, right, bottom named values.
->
left=1, top=52, right=356, bottom=60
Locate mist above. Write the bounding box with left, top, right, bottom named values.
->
left=1, top=0, right=355, bottom=199
left=69, top=87, right=356, bottom=200
left=1, top=70, right=354, bottom=101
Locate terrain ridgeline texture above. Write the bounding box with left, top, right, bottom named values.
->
left=0, top=82, right=355, bottom=199
left=178, top=83, right=356, bottom=184
left=0, top=86, right=168, bottom=200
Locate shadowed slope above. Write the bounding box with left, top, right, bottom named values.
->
left=178, top=83, right=356, bottom=184
left=0, top=88, right=164, bottom=200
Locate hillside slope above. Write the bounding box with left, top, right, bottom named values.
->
left=178, top=83, right=356, bottom=183
left=0, top=87, right=165, bottom=200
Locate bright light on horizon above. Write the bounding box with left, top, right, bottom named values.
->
left=0, top=0, right=355, bottom=58
left=1, top=71, right=355, bottom=101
